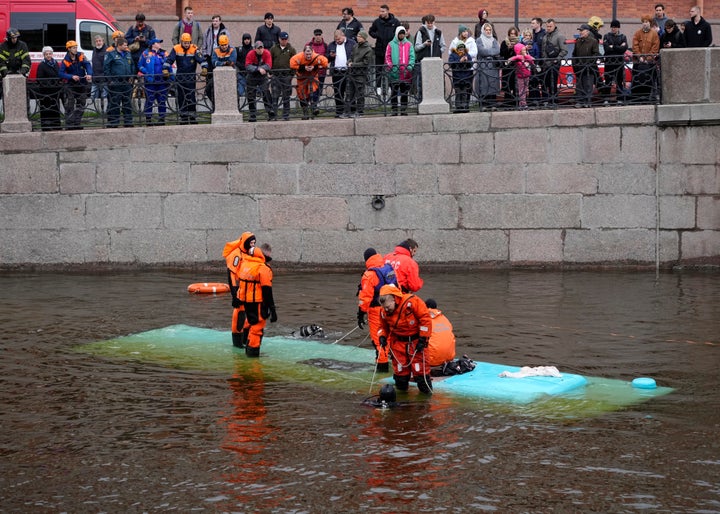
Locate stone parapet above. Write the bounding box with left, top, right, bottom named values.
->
left=1, top=106, right=718, bottom=268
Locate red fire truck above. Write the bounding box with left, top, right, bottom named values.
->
left=0, top=0, right=119, bottom=77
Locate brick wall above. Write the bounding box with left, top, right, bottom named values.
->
left=108, top=0, right=717, bottom=24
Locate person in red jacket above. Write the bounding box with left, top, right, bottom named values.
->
left=222, top=231, right=256, bottom=348
left=377, top=284, right=433, bottom=394
left=357, top=248, right=397, bottom=372
left=384, top=238, right=423, bottom=293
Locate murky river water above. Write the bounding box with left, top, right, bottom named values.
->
left=1, top=269, right=718, bottom=512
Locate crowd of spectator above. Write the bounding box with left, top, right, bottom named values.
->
left=0, top=3, right=714, bottom=129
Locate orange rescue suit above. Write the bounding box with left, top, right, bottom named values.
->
left=378, top=292, right=432, bottom=377
left=223, top=232, right=255, bottom=340
left=425, top=308, right=456, bottom=366
left=237, top=251, right=272, bottom=304
left=358, top=253, right=390, bottom=365
left=289, top=50, right=329, bottom=100
left=238, top=248, right=274, bottom=350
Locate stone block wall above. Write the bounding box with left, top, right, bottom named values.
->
left=0, top=106, right=718, bottom=268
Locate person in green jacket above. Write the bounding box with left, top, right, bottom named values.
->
left=344, top=30, right=373, bottom=117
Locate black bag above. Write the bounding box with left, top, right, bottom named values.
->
left=545, top=39, right=560, bottom=59
left=430, top=355, right=477, bottom=377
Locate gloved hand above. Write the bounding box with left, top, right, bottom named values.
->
left=200, top=67, right=208, bottom=77
left=269, top=305, right=277, bottom=323
left=415, top=337, right=428, bottom=353
left=379, top=336, right=387, bottom=349
left=231, top=296, right=241, bottom=308
left=162, top=68, right=170, bottom=79
left=357, top=309, right=365, bottom=329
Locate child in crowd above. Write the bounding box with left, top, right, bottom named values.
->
left=509, top=42, right=534, bottom=108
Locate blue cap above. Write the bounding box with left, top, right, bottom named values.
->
left=148, top=38, right=163, bottom=45
left=279, top=31, right=289, bottom=39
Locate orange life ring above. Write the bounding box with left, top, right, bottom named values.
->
left=187, top=282, right=230, bottom=294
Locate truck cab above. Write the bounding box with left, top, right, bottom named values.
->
left=0, top=0, right=119, bottom=77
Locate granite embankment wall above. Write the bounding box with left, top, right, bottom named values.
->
left=1, top=105, right=718, bottom=269
left=1, top=49, right=719, bottom=269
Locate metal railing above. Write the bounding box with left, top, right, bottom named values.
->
left=444, top=54, right=661, bottom=111
left=12, top=56, right=663, bottom=130
left=236, top=64, right=422, bottom=121
left=26, top=73, right=213, bottom=130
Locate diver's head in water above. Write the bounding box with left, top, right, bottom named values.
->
left=379, top=384, right=396, bottom=404
left=362, top=384, right=398, bottom=409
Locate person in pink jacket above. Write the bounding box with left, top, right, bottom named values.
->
left=509, top=42, right=534, bottom=108
left=384, top=239, right=423, bottom=293
left=384, top=26, right=415, bottom=115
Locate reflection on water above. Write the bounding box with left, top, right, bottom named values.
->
left=1, top=270, right=719, bottom=511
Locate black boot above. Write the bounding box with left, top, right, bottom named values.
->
left=245, top=345, right=260, bottom=357
left=376, top=362, right=390, bottom=373
left=393, top=374, right=409, bottom=391
left=416, top=374, right=433, bottom=394
left=232, top=332, right=245, bottom=348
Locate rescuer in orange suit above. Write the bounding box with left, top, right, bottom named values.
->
left=357, top=248, right=397, bottom=373
left=424, top=299, right=456, bottom=367
left=222, top=231, right=256, bottom=348
left=237, top=243, right=277, bottom=357
left=377, top=284, right=433, bottom=394
left=384, top=238, right=423, bottom=293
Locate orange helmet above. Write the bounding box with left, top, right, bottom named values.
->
left=180, top=33, right=192, bottom=42
left=112, top=30, right=124, bottom=39
left=65, top=40, right=78, bottom=49
left=218, top=34, right=229, bottom=46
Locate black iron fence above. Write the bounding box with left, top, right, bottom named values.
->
left=444, top=54, right=662, bottom=112
left=25, top=73, right=213, bottom=130
left=11, top=56, right=663, bottom=130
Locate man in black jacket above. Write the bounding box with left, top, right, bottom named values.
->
left=337, top=7, right=363, bottom=42
left=369, top=4, right=400, bottom=92
left=684, top=6, right=713, bottom=48
left=255, top=13, right=282, bottom=50
left=327, top=30, right=356, bottom=117
left=90, top=35, right=108, bottom=111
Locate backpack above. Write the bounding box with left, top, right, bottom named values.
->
left=371, top=263, right=397, bottom=295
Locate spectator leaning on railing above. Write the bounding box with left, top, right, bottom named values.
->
left=541, top=19, right=567, bottom=105
left=0, top=27, right=30, bottom=101
left=138, top=38, right=169, bottom=126
left=602, top=20, right=629, bottom=103
left=572, top=24, right=600, bottom=108
left=104, top=37, right=136, bottom=128
left=35, top=46, right=62, bottom=131
left=59, top=40, right=92, bottom=130
left=164, top=33, right=207, bottom=125
left=631, top=15, right=660, bottom=102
